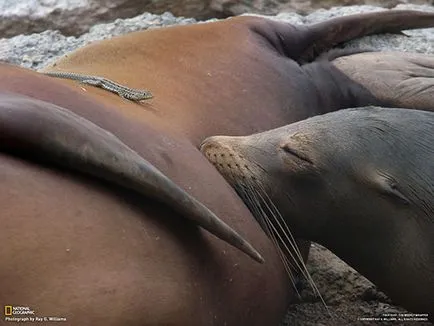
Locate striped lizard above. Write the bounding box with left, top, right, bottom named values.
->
left=42, top=71, right=153, bottom=102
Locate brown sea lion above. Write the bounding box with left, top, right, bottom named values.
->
left=1, top=10, right=434, bottom=326
left=201, top=107, right=434, bottom=320
left=0, top=92, right=262, bottom=263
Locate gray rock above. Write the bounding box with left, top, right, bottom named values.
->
left=0, top=12, right=197, bottom=69
left=213, top=0, right=434, bottom=17
left=0, top=0, right=166, bottom=38
left=0, top=0, right=236, bottom=38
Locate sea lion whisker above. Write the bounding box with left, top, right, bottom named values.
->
left=241, top=181, right=299, bottom=281
left=253, top=188, right=311, bottom=280
left=262, top=188, right=303, bottom=276
left=237, top=183, right=263, bottom=219
left=248, top=184, right=306, bottom=278
left=255, top=183, right=331, bottom=314
left=255, top=183, right=307, bottom=272
left=246, top=184, right=301, bottom=295
left=265, top=221, right=302, bottom=298
left=242, top=183, right=276, bottom=239
left=279, top=254, right=302, bottom=299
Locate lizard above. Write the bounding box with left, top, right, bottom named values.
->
left=42, top=71, right=153, bottom=102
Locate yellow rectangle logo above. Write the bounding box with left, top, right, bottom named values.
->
left=4, top=305, right=12, bottom=316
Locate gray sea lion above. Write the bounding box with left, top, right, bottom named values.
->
left=201, top=107, right=434, bottom=320
left=2, top=9, right=434, bottom=325
left=330, top=51, right=434, bottom=111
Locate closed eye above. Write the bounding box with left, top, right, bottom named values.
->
left=281, top=145, right=313, bottom=164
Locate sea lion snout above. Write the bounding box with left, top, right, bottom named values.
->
left=200, top=136, right=235, bottom=157
left=200, top=136, right=238, bottom=167
left=200, top=136, right=261, bottom=184
left=201, top=132, right=314, bottom=186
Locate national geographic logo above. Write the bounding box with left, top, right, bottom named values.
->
left=4, top=305, right=34, bottom=316
left=4, top=306, right=12, bottom=316
left=3, top=305, right=67, bottom=323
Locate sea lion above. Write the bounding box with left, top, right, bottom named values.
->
left=200, top=107, right=434, bottom=320
left=1, top=10, right=434, bottom=326
left=0, top=92, right=262, bottom=263
left=330, top=51, right=434, bottom=111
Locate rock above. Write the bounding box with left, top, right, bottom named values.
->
left=1, top=1, right=433, bottom=39
left=0, top=12, right=197, bottom=69
left=217, top=0, right=434, bottom=16
left=0, top=0, right=225, bottom=38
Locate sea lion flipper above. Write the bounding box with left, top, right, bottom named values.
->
left=282, top=10, right=434, bottom=62
left=332, top=52, right=434, bottom=111
left=0, top=92, right=264, bottom=263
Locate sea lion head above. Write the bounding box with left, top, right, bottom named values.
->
left=200, top=107, right=433, bottom=245
left=202, top=107, right=434, bottom=317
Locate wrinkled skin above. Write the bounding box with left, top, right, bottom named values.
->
left=1, top=11, right=434, bottom=326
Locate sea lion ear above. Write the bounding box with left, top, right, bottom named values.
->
left=372, top=172, right=410, bottom=206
